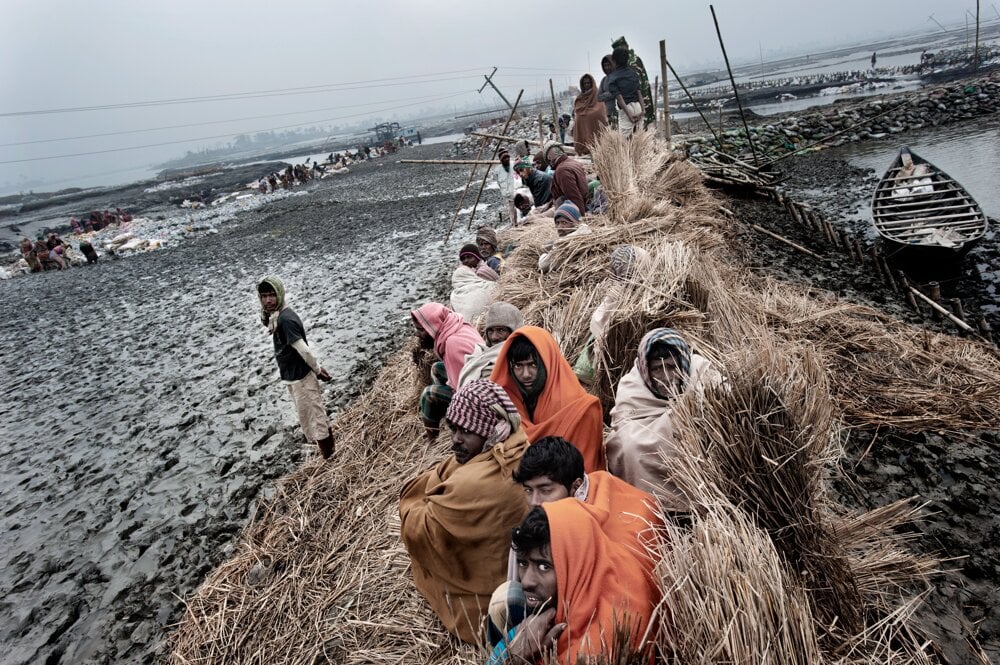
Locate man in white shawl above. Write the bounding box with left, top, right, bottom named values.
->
left=450, top=243, right=499, bottom=323
left=606, top=328, right=722, bottom=512
left=458, top=302, right=524, bottom=388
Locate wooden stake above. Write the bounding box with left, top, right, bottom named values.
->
left=838, top=229, right=852, bottom=255
left=870, top=246, right=883, bottom=277
left=928, top=281, right=942, bottom=320
left=444, top=134, right=491, bottom=241
left=466, top=89, right=525, bottom=232
left=910, top=287, right=976, bottom=333
left=949, top=298, right=966, bottom=322
left=882, top=258, right=898, bottom=291
left=899, top=273, right=920, bottom=311
left=852, top=238, right=866, bottom=264
left=538, top=113, right=544, bottom=145
left=751, top=224, right=825, bottom=260
left=977, top=316, right=994, bottom=343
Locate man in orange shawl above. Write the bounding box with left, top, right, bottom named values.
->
left=400, top=379, right=529, bottom=643
left=515, top=436, right=661, bottom=571
left=489, top=501, right=657, bottom=664
left=491, top=327, right=605, bottom=472
left=572, top=74, right=609, bottom=156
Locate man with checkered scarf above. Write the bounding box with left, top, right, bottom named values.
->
left=399, top=379, right=531, bottom=644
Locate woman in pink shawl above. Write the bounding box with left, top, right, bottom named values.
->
left=572, top=73, right=610, bottom=156
left=411, top=303, right=485, bottom=442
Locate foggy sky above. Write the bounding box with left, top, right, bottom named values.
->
left=0, top=0, right=980, bottom=192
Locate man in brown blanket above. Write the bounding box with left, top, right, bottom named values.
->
left=399, top=379, right=529, bottom=643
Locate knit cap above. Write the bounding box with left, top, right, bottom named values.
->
left=476, top=226, right=499, bottom=250
left=554, top=201, right=582, bottom=225
left=484, top=302, right=524, bottom=333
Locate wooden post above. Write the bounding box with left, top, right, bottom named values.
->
left=660, top=39, right=671, bottom=144
left=852, top=238, right=865, bottom=264
left=710, top=4, right=759, bottom=165
left=949, top=298, right=966, bottom=322
left=549, top=79, right=559, bottom=131
left=838, top=229, right=852, bottom=255
left=466, top=90, right=525, bottom=231
left=899, top=273, right=920, bottom=311
left=928, top=281, right=942, bottom=320
left=882, top=258, right=898, bottom=291
left=538, top=113, right=544, bottom=145
left=977, top=316, right=994, bottom=344
left=870, top=246, right=884, bottom=278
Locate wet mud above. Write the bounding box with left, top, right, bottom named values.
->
left=724, top=151, right=999, bottom=662
left=0, top=143, right=485, bottom=664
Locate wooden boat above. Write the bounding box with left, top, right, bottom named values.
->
left=871, top=147, right=987, bottom=258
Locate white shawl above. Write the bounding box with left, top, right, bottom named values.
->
left=449, top=265, right=497, bottom=324
left=606, top=353, right=721, bottom=511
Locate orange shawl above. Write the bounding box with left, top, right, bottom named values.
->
left=572, top=74, right=609, bottom=156
left=586, top=471, right=662, bottom=579
left=399, top=428, right=529, bottom=643
left=544, top=499, right=658, bottom=663
left=490, top=326, right=605, bottom=472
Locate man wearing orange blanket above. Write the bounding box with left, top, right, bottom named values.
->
left=491, top=327, right=605, bottom=472
left=399, top=379, right=529, bottom=643
left=487, top=502, right=658, bottom=664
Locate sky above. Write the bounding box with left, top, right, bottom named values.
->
left=0, top=0, right=986, bottom=193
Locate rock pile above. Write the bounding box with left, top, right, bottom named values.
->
left=684, top=75, right=1000, bottom=161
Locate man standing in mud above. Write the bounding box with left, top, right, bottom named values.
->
left=257, top=276, right=336, bottom=459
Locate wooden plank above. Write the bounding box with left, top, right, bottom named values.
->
left=875, top=210, right=981, bottom=224
left=878, top=201, right=975, bottom=215
left=875, top=210, right=984, bottom=225
left=874, top=200, right=973, bottom=213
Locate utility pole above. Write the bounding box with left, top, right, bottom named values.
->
left=759, top=42, right=765, bottom=77
left=927, top=13, right=947, bottom=32
left=478, top=67, right=513, bottom=110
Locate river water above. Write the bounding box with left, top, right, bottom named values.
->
left=831, top=114, right=1000, bottom=221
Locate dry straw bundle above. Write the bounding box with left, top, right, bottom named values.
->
left=171, top=127, right=992, bottom=664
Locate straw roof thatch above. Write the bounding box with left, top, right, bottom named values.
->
left=169, top=128, right=999, bottom=664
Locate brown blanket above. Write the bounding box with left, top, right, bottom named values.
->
left=399, top=427, right=529, bottom=642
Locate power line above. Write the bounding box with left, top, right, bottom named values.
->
left=0, top=69, right=487, bottom=117
left=0, top=91, right=473, bottom=165
left=0, top=91, right=476, bottom=148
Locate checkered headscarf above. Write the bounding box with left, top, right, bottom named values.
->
left=446, top=379, right=521, bottom=447
left=637, top=328, right=692, bottom=399
left=609, top=245, right=650, bottom=281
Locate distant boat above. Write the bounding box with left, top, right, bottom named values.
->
left=871, top=147, right=987, bottom=259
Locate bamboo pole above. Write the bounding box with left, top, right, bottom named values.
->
left=444, top=133, right=492, bottom=241
left=910, top=287, right=976, bottom=333
left=400, top=159, right=499, bottom=165
left=975, top=0, right=981, bottom=71
left=710, top=4, right=759, bottom=165
left=471, top=131, right=542, bottom=146
left=949, top=298, right=966, bottom=322
left=663, top=57, right=723, bottom=147
left=751, top=224, right=825, bottom=259
left=660, top=39, right=671, bottom=145
left=928, top=281, right=942, bottom=320
left=537, top=113, right=544, bottom=145
left=465, top=89, right=525, bottom=233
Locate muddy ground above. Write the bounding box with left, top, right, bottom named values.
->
left=0, top=142, right=488, bottom=664
left=725, top=160, right=999, bottom=662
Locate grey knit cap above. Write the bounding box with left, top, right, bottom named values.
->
left=484, top=302, right=524, bottom=333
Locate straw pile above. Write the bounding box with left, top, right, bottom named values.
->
left=170, top=128, right=998, bottom=664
